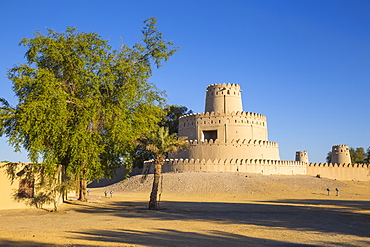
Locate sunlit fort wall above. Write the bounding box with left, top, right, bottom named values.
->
left=173, top=83, right=278, bottom=161
left=147, top=83, right=370, bottom=181
left=144, top=159, right=370, bottom=181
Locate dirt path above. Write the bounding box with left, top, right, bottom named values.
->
left=0, top=173, right=369, bottom=246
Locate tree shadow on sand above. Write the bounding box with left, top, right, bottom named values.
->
left=0, top=238, right=60, bottom=247
left=68, top=228, right=321, bottom=247
left=65, top=197, right=370, bottom=245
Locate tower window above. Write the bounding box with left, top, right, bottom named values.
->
left=202, top=130, right=217, bottom=141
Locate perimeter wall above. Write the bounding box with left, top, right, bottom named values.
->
left=145, top=159, right=307, bottom=175
left=306, top=163, right=370, bottom=181
left=144, top=160, right=370, bottom=181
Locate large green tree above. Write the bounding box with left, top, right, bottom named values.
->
left=137, top=127, right=188, bottom=210
left=0, top=18, right=177, bottom=201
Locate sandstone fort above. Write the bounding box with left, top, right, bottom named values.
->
left=145, top=83, right=369, bottom=181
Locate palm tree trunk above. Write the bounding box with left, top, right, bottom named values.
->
left=149, top=155, right=164, bottom=210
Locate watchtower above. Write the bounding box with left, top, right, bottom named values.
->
left=331, top=145, right=351, bottom=164
left=205, top=83, right=242, bottom=113
left=295, top=151, right=309, bottom=163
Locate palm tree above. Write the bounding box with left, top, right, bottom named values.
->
left=137, top=127, right=189, bottom=210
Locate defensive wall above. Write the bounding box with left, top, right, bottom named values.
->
left=149, top=83, right=370, bottom=182
left=306, top=163, right=370, bottom=181
left=179, top=111, right=268, bottom=142
left=145, top=159, right=307, bottom=175
left=144, top=160, right=370, bottom=181
left=171, top=138, right=280, bottom=160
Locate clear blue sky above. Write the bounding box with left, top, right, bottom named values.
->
left=1, top=0, right=369, bottom=163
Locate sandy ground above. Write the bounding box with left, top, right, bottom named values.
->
left=0, top=172, right=369, bottom=246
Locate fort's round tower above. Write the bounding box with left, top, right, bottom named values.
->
left=331, top=145, right=351, bottom=164
left=205, top=83, right=242, bottom=113
left=174, top=83, right=279, bottom=160
left=295, top=151, right=309, bottom=163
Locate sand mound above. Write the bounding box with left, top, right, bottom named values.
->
left=104, top=172, right=357, bottom=198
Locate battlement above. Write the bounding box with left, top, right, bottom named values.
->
left=205, top=83, right=243, bottom=113
left=306, top=162, right=370, bottom=181
left=332, top=145, right=349, bottom=149
left=187, top=138, right=278, bottom=147
left=179, top=111, right=266, bottom=120
left=308, top=163, right=369, bottom=168
left=206, top=83, right=241, bottom=90
left=143, top=160, right=370, bottom=181
left=295, top=151, right=309, bottom=163
left=146, top=158, right=306, bottom=166
left=144, top=158, right=307, bottom=175
left=331, top=145, right=351, bottom=164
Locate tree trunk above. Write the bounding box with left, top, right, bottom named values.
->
left=61, top=164, right=68, bottom=202
left=78, top=169, right=87, bottom=202
left=148, top=155, right=164, bottom=210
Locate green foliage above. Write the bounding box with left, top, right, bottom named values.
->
left=160, top=105, right=192, bottom=135
left=131, top=104, right=192, bottom=168
left=349, top=147, right=365, bottom=163
left=365, top=147, right=370, bottom=163
left=0, top=18, right=177, bottom=189
left=326, top=151, right=332, bottom=163
left=136, top=126, right=189, bottom=209
left=138, top=126, right=189, bottom=157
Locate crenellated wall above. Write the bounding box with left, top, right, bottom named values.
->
left=174, top=83, right=278, bottom=163
left=144, top=160, right=370, bottom=181
left=178, top=111, right=268, bottom=142
left=145, top=159, right=307, bottom=175
left=157, top=83, right=370, bottom=182
left=307, top=163, right=370, bottom=181
left=170, top=138, right=280, bottom=160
